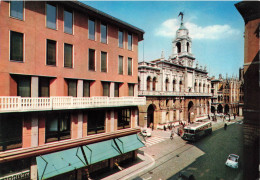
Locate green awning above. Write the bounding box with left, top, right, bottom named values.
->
left=82, top=139, right=121, bottom=165
left=36, top=147, right=86, bottom=180
left=115, top=134, right=145, bottom=154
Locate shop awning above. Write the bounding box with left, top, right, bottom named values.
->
left=82, top=139, right=121, bottom=165
left=36, top=147, right=86, bottom=180
left=115, top=134, right=145, bottom=153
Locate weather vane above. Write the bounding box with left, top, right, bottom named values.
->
left=178, top=12, right=184, bottom=23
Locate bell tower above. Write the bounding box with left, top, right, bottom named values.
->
left=171, top=12, right=195, bottom=67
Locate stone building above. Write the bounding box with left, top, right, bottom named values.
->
left=210, top=73, right=244, bottom=116
left=235, top=1, right=260, bottom=179
left=138, top=19, right=211, bottom=129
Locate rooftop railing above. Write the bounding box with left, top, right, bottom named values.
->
left=0, top=96, right=146, bottom=113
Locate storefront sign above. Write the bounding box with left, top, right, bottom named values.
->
left=0, top=170, right=30, bottom=180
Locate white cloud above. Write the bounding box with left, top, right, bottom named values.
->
left=155, top=18, right=240, bottom=40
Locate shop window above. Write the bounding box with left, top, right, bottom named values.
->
left=114, top=83, right=120, bottom=97
left=128, top=57, right=132, bottom=75
left=118, top=30, right=123, bottom=48
left=0, top=114, right=22, bottom=151
left=10, top=1, right=23, bottom=20
left=10, top=31, right=23, bottom=62
left=101, top=51, right=107, bottom=72
left=0, top=159, right=30, bottom=178
left=46, top=3, right=57, bottom=29
left=102, top=82, right=110, bottom=97
left=45, top=112, right=71, bottom=143
left=118, top=56, right=123, bottom=75
left=83, top=81, right=90, bottom=97
left=64, top=9, right=73, bottom=34
left=88, top=49, right=95, bottom=71
left=39, top=77, right=50, bottom=97
left=101, top=23, right=107, bottom=43
left=87, top=110, right=105, bottom=135
left=128, top=33, right=132, bottom=50
left=17, top=76, right=31, bottom=97
left=88, top=18, right=95, bottom=40
left=128, top=84, right=134, bottom=96
left=64, top=43, right=73, bottom=68
left=46, top=39, right=56, bottom=66
left=67, top=79, right=77, bottom=97
left=117, top=109, right=131, bottom=129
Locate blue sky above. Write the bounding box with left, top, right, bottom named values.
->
left=83, top=1, right=244, bottom=78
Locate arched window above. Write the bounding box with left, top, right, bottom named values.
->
left=165, top=78, right=169, bottom=91
left=187, top=42, right=190, bottom=53
left=179, top=80, right=183, bottom=92
left=199, top=83, right=201, bottom=93
left=152, top=77, right=156, bottom=91
left=176, top=42, right=181, bottom=53
left=194, top=82, right=197, bottom=92
left=147, top=76, right=151, bottom=91
left=138, top=77, right=140, bottom=91
left=203, top=84, right=205, bottom=93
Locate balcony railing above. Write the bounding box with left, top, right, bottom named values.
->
left=138, top=91, right=212, bottom=97
left=0, top=96, right=146, bottom=113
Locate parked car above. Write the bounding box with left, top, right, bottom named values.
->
left=225, top=154, right=239, bottom=168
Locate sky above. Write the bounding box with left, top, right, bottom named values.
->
left=83, top=1, right=244, bottom=78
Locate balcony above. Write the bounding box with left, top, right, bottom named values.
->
left=138, top=91, right=212, bottom=97
left=0, top=96, right=146, bottom=113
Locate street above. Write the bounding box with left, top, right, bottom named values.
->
left=132, top=122, right=243, bottom=180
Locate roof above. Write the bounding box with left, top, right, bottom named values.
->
left=178, top=22, right=188, bottom=30
left=235, top=1, right=260, bottom=24
left=62, top=1, right=145, bottom=41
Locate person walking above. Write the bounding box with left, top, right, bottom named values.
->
left=170, top=130, right=174, bottom=140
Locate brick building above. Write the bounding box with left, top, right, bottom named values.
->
left=0, top=1, right=145, bottom=179
left=235, top=1, right=260, bottom=179
left=138, top=19, right=211, bottom=129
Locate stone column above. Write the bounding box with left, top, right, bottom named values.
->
left=134, top=84, right=138, bottom=97
left=31, top=76, right=38, bottom=97
left=78, top=113, right=83, bottom=138
left=31, top=114, right=38, bottom=147
left=30, top=158, right=37, bottom=180
left=77, top=80, right=83, bottom=97
left=110, top=82, right=115, bottom=97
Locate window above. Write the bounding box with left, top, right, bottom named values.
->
left=0, top=114, right=22, bottom=151
left=39, top=77, right=50, bottom=97
left=17, top=76, right=31, bottom=97
left=114, top=83, right=119, bottom=97
left=64, top=43, right=73, bottom=68
left=102, top=82, right=110, bottom=97
left=118, top=56, right=123, bottom=75
left=88, top=18, right=95, bottom=40
left=128, top=57, right=132, bottom=75
left=101, top=51, right=107, bottom=72
left=10, top=31, right=23, bottom=62
left=118, top=30, right=123, bottom=48
left=83, top=81, right=90, bottom=97
left=45, top=112, right=71, bottom=143
left=128, top=33, right=132, bottom=50
left=88, top=49, right=95, bottom=71
left=87, top=110, right=105, bottom=135
left=67, top=79, right=77, bottom=97
left=46, top=39, right=56, bottom=66
left=10, top=1, right=23, bottom=20
left=64, top=10, right=73, bottom=34
left=101, top=23, right=107, bottom=43
left=117, top=109, right=131, bottom=129
left=128, top=84, right=134, bottom=96
left=46, top=3, right=56, bottom=29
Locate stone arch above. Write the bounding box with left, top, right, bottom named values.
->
left=224, top=104, right=229, bottom=114
left=179, top=80, right=183, bottom=92
left=211, top=106, right=216, bottom=113
left=217, top=104, right=223, bottom=113
left=187, top=42, right=190, bottom=53
left=152, top=77, right=157, bottom=91
left=147, top=104, right=156, bottom=128
left=188, top=101, right=195, bottom=123
left=165, top=78, right=169, bottom=91
left=172, top=79, right=176, bottom=91
left=138, top=76, right=140, bottom=91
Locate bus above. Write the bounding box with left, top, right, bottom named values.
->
left=182, top=120, right=212, bottom=141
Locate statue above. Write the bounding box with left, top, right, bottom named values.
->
left=178, top=12, right=184, bottom=22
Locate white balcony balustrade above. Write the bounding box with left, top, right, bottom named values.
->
left=0, top=96, right=146, bottom=113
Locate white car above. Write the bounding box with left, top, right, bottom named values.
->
left=225, top=154, right=239, bottom=168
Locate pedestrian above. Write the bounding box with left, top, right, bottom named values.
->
left=234, top=113, right=236, bottom=120
left=170, top=130, right=174, bottom=140
left=224, top=123, right=227, bottom=130
left=163, top=125, right=166, bottom=131
left=208, top=114, right=210, bottom=120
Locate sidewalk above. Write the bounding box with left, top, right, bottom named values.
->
left=100, top=117, right=243, bottom=180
